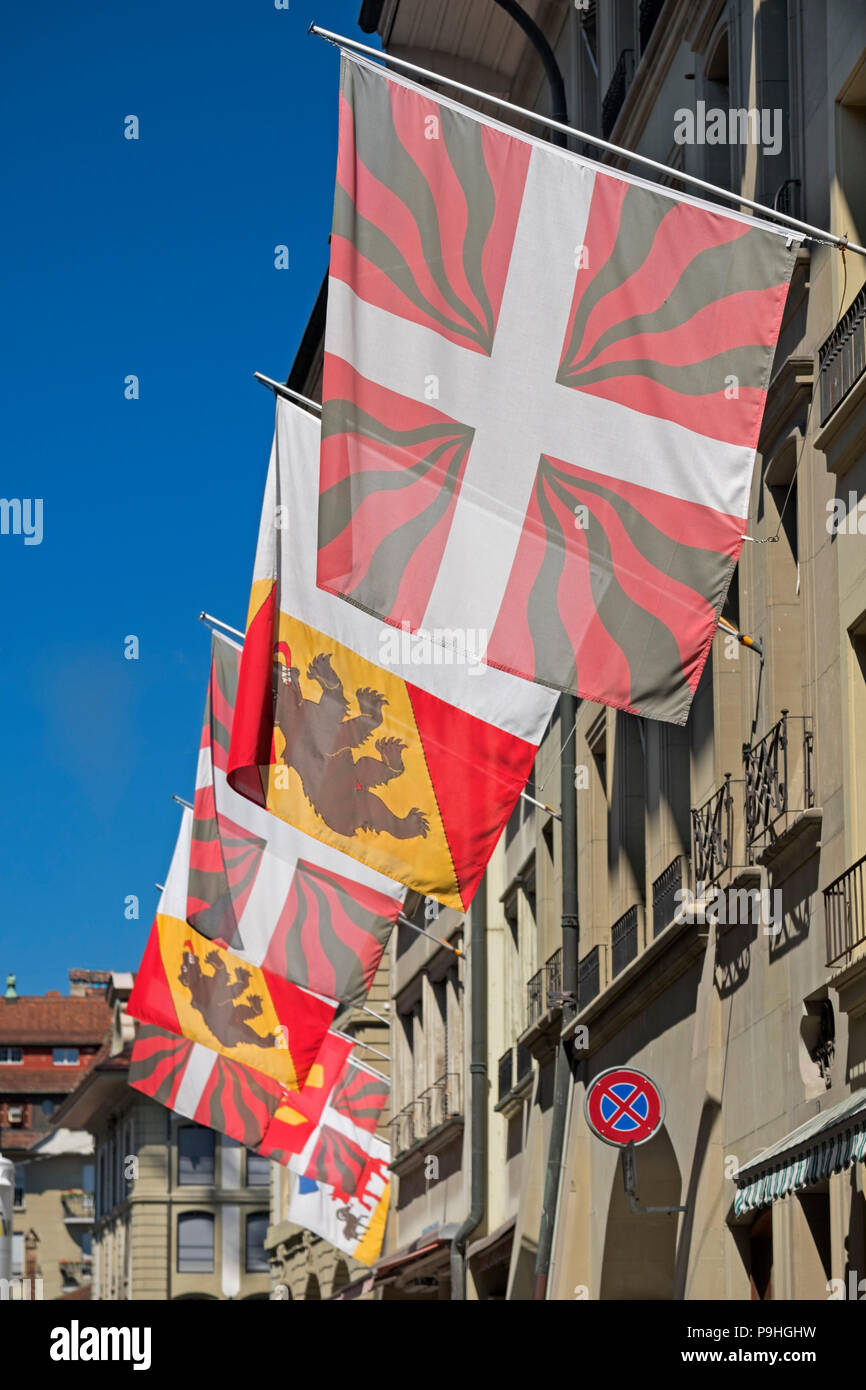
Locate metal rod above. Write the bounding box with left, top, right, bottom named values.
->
left=521, top=790, right=562, bottom=821
left=397, top=915, right=464, bottom=956
left=154, top=883, right=165, bottom=892
left=334, top=1031, right=391, bottom=1069
left=254, top=373, right=322, bottom=414
left=172, top=794, right=194, bottom=810
left=199, top=611, right=245, bottom=642
left=717, top=616, right=763, bottom=658
left=359, top=1004, right=390, bottom=1027
left=309, top=25, right=865, bottom=256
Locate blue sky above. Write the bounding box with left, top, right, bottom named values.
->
left=1, top=1, right=374, bottom=994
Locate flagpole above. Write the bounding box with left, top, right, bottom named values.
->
left=254, top=373, right=322, bottom=414
left=171, top=794, right=194, bottom=810
left=717, top=616, right=763, bottom=657
left=308, top=24, right=866, bottom=258
left=199, top=611, right=245, bottom=642
left=359, top=1004, right=390, bottom=1027
left=520, top=791, right=561, bottom=822
left=397, top=915, right=464, bottom=957
left=334, top=1031, right=391, bottom=1069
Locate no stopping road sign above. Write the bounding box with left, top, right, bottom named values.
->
left=585, top=1067, right=665, bottom=1147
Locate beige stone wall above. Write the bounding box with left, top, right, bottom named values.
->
left=13, top=1152, right=93, bottom=1301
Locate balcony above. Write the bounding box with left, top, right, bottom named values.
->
left=59, top=1256, right=92, bottom=1289
left=652, top=857, right=688, bottom=938
left=819, top=283, right=866, bottom=426
left=578, top=945, right=601, bottom=1009
left=825, top=852, right=866, bottom=970
left=525, top=948, right=563, bottom=1029
left=743, top=712, right=816, bottom=860
left=496, top=1043, right=533, bottom=1111
left=692, top=776, right=734, bottom=888
left=601, top=48, right=635, bottom=139
left=390, top=1073, right=462, bottom=1160
left=611, top=906, right=639, bottom=978
left=61, top=1190, right=94, bottom=1223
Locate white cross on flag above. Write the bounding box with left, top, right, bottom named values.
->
left=317, top=53, right=798, bottom=724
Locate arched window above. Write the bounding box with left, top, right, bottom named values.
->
left=245, top=1211, right=270, bottom=1273
left=177, top=1212, right=214, bottom=1273
left=178, top=1126, right=215, bottom=1185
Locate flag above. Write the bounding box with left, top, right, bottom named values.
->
left=129, top=1025, right=283, bottom=1147
left=188, top=632, right=403, bottom=1008
left=317, top=52, right=798, bottom=725
left=287, top=1140, right=391, bottom=1266
left=227, top=396, right=557, bottom=911
left=127, top=808, right=336, bottom=1091
left=261, top=1052, right=389, bottom=1199
left=129, top=1024, right=354, bottom=1156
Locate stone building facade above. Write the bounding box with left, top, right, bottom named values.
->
left=55, top=974, right=271, bottom=1300
left=266, top=0, right=866, bottom=1299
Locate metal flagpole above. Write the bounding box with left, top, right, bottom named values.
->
left=397, top=915, right=463, bottom=956
left=521, top=790, right=562, bottom=821
left=359, top=1004, right=390, bottom=1027
left=199, top=612, right=245, bottom=642
left=717, top=616, right=763, bottom=658
left=347, top=1039, right=391, bottom=1065
left=171, top=794, right=194, bottom=810
left=254, top=373, right=322, bottom=414
left=309, top=24, right=866, bottom=258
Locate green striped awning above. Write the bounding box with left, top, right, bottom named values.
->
left=734, top=1089, right=866, bottom=1216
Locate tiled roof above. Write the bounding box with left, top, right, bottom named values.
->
left=0, top=1068, right=96, bottom=1095
left=1, top=1129, right=43, bottom=1153
left=0, top=995, right=110, bottom=1045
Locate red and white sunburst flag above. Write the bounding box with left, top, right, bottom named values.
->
left=188, top=631, right=405, bottom=1009
left=317, top=53, right=799, bottom=725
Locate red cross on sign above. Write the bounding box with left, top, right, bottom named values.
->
left=585, top=1067, right=664, bottom=1148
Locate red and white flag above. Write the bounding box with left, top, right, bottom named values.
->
left=317, top=53, right=798, bottom=724
left=227, top=398, right=557, bottom=912
left=189, top=632, right=404, bottom=1008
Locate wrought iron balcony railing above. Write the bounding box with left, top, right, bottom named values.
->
left=392, top=1074, right=462, bottom=1156
left=652, top=857, right=687, bottom=937
left=498, top=1048, right=513, bottom=1104
left=819, top=282, right=866, bottom=426
left=498, top=1045, right=532, bottom=1103
left=692, top=775, right=734, bottom=888
left=743, top=712, right=814, bottom=852
left=578, top=946, right=601, bottom=1008
left=59, top=1257, right=92, bottom=1286
left=419, top=1072, right=462, bottom=1133
left=390, top=1103, right=416, bottom=1155
left=611, top=906, right=639, bottom=978
left=602, top=48, right=635, bottom=138
left=824, top=852, right=866, bottom=968
left=526, top=948, right=564, bottom=1026
left=61, top=1191, right=95, bottom=1221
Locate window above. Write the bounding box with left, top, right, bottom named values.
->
left=176, top=1212, right=214, bottom=1273
left=53, top=1047, right=79, bottom=1066
left=41, top=1098, right=56, bottom=1116
left=178, top=1127, right=215, bottom=1185
left=13, top=1169, right=25, bottom=1210
left=7, top=1105, right=24, bottom=1126
left=246, top=1150, right=271, bottom=1188
left=0, top=1046, right=22, bottom=1064
left=245, top=1211, right=270, bottom=1273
